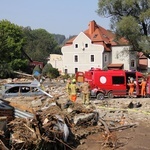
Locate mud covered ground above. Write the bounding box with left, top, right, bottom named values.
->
left=74, top=96, right=150, bottom=150
left=76, top=121, right=150, bottom=150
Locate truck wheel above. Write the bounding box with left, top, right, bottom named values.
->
left=97, top=93, right=105, bottom=100
left=108, top=91, right=114, bottom=99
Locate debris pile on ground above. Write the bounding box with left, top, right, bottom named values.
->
left=0, top=98, right=138, bottom=150
left=4, top=101, right=101, bottom=149
left=0, top=78, right=150, bottom=150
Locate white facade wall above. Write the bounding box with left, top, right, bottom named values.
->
left=112, top=46, right=130, bottom=70
left=61, top=32, right=104, bottom=74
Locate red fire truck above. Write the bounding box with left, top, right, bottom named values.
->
left=76, top=68, right=145, bottom=100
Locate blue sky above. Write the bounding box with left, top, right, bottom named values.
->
left=0, top=0, right=110, bottom=38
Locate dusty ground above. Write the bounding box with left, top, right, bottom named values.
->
left=1, top=78, right=150, bottom=150
left=74, top=97, right=150, bottom=150
left=76, top=121, right=150, bottom=150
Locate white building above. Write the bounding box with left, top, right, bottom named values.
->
left=61, top=20, right=139, bottom=75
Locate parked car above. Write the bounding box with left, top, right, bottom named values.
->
left=1, top=80, right=45, bottom=98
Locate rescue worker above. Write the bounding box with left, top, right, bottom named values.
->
left=139, top=78, right=147, bottom=98
left=65, top=78, right=71, bottom=100
left=63, top=79, right=78, bottom=109
left=70, top=79, right=78, bottom=102
left=80, top=80, right=90, bottom=105
left=63, top=78, right=72, bottom=109
left=127, top=78, right=135, bottom=98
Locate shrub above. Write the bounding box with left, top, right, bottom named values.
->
left=42, top=64, right=60, bottom=79
left=60, top=74, right=70, bottom=80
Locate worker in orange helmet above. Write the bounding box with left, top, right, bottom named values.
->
left=139, top=78, right=147, bottom=98
left=127, top=78, right=135, bottom=98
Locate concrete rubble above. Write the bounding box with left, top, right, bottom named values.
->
left=0, top=77, right=150, bottom=150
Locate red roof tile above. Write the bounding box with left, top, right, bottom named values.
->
left=64, top=20, right=129, bottom=51
left=137, top=52, right=147, bottom=58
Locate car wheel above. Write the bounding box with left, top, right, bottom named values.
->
left=108, top=91, right=114, bottom=99
left=97, top=93, right=104, bottom=100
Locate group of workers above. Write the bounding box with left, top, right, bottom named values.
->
left=65, top=76, right=147, bottom=108
left=127, top=77, right=147, bottom=98
left=65, top=78, right=90, bottom=108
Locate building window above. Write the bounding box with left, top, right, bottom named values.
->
left=104, top=54, right=107, bottom=62
left=91, top=55, right=94, bottom=62
left=75, top=44, right=78, bottom=48
left=74, top=55, right=78, bottom=62
left=131, top=60, right=135, bottom=67
left=75, top=68, right=78, bottom=73
left=65, top=69, right=68, bottom=74
left=85, top=43, right=88, bottom=48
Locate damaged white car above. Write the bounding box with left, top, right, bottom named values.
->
left=1, top=80, right=45, bottom=98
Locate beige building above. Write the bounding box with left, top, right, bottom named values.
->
left=47, top=54, right=63, bottom=74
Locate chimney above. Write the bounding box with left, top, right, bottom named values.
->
left=89, top=20, right=95, bottom=34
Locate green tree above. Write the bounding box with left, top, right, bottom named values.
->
left=23, top=28, right=60, bottom=64
left=52, top=34, right=66, bottom=45
left=97, top=0, right=150, bottom=55
left=0, top=20, right=28, bottom=78
left=42, top=64, right=60, bottom=79
left=42, top=63, right=52, bottom=76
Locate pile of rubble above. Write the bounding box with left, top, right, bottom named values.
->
left=0, top=100, right=102, bottom=149
left=0, top=100, right=137, bottom=150
left=0, top=78, right=147, bottom=150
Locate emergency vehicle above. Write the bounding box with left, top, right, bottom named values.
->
left=76, top=68, right=144, bottom=100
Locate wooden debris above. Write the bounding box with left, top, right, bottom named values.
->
left=0, top=140, right=9, bottom=150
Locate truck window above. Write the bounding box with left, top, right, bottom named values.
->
left=112, top=76, right=124, bottom=84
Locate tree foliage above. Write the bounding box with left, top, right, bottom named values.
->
left=42, top=63, right=52, bottom=76
left=23, top=28, right=61, bottom=64
left=97, top=0, right=150, bottom=55
left=0, top=20, right=28, bottom=78
left=52, top=34, right=66, bottom=45
left=42, top=64, right=60, bottom=79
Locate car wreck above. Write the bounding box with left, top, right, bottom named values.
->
left=1, top=80, right=52, bottom=98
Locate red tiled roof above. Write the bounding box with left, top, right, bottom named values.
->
left=137, top=52, right=147, bottom=58
left=65, top=20, right=129, bottom=51
left=65, top=36, right=76, bottom=45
